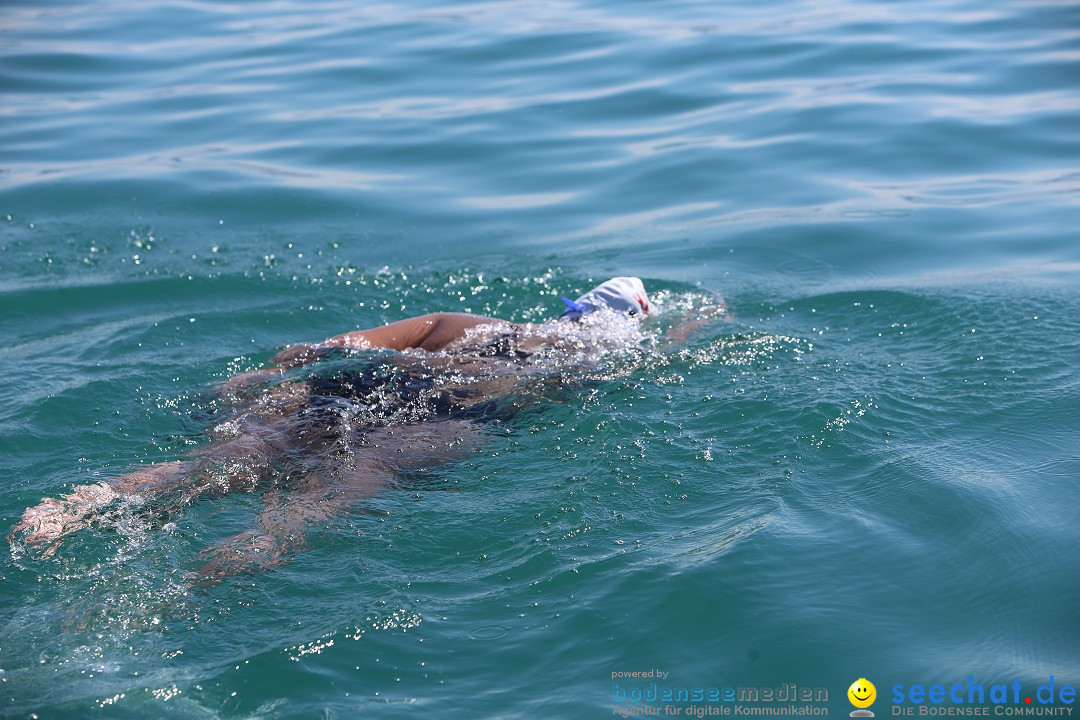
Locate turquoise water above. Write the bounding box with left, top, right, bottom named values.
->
left=2, top=0, right=1079, bottom=717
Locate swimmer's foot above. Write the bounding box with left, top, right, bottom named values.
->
left=9, top=482, right=119, bottom=558
left=194, top=530, right=300, bottom=585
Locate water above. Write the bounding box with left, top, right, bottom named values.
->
left=1, top=0, right=1078, bottom=717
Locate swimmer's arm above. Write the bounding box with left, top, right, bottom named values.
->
left=221, top=313, right=507, bottom=393
left=273, top=313, right=508, bottom=366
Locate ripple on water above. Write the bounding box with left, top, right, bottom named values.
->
left=1, top=0, right=1079, bottom=713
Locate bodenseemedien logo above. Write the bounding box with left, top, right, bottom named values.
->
left=848, top=678, right=877, bottom=717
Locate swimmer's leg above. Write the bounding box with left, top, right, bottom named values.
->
left=10, top=381, right=309, bottom=557
left=196, top=480, right=344, bottom=582
left=194, top=441, right=411, bottom=582
left=10, top=427, right=284, bottom=557
left=192, top=422, right=487, bottom=583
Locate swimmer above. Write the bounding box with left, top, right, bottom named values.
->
left=10, top=277, right=712, bottom=579
left=224, top=275, right=652, bottom=387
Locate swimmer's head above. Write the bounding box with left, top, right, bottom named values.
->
left=560, top=277, right=650, bottom=320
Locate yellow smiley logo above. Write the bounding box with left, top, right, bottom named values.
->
left=848, top=678, right=877, bottom=709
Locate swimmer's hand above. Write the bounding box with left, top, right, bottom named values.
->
left=219, top=343, right=330, bottom=395
left=220, top=367, right=285, bottom=394
left=666, top=293, right=728, bottom=345
left=9, top=482, right=119, bottom=558
left=270, top=342, right=334, bottom=369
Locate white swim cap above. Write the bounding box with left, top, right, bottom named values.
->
left=560, top=277, right=650, bottom=319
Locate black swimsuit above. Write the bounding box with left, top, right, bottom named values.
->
left=303, top=338, right=527, bottom=430
left=467, top=325, right=533, bottom=361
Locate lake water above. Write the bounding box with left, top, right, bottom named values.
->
left=1, top=0, right=1078, bottom=717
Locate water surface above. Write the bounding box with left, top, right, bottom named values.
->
left=1, top=0, right=1078, bottom=717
